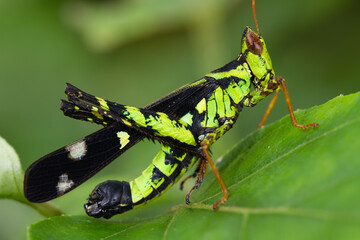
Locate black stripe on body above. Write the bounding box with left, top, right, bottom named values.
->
left=211, top=58, right=244, bottom=73
left=131, top=148, right=198, bottom=208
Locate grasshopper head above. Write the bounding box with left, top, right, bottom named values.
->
left=241, top=27, right=275, bottom=89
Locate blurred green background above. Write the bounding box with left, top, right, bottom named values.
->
left=0, top=0, right=359, bottom=239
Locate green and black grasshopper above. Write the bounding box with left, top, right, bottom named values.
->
left=24, top=1, right=318, bottom=219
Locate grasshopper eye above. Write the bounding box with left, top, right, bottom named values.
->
left=246, top=31, right=263, bottom=55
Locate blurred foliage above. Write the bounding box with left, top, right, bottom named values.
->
left=0, top=0, right=359, bottom=239
left=28, top=93, right=360, bottom=239
left=62, top=0, right=236, bottom=52
left=0, top=136, right=24, bottom=202
left=0, top=136, right=66, bottom=219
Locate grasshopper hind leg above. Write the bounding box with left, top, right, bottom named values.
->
left=200, top=142, right=228, bottom=209
left=183, top=142, right=229, bottom=209
left=180, top=159, right=203, bottom=190
left=184, top=159, right=208, bottom=205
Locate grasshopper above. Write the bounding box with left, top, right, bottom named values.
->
left=24, top=0, right=318, bottom=218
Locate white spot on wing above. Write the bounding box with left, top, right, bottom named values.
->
left=66, top=139, right=87, bottom=161
left=117, top=131, right=130, bottom=149
left=56, top=173, right=74, bottom=194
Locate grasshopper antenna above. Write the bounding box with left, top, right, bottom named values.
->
left=252, top=0, right=260, bottom=33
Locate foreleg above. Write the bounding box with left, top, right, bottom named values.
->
left=244, top=77, right=318, bottom=129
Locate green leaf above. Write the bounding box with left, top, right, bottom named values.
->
left=0, top=136, right=64, bottom=217
left=0, top=136, right=24, bottom=201
left=28, top=92, right=360, bottom=240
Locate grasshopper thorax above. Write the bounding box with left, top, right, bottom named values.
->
left=241, top=27, right=275, bottom=90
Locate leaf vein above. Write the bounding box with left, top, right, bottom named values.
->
left=101, top=222, right=143, bottom=240
left=184, top=203, right=359, bottom=222
left=162, top=207, right=181, bottom=240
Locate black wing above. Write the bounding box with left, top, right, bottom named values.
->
left=24, top=79, right=217, bottom=202
left=24, top=125, right=142, bottom=202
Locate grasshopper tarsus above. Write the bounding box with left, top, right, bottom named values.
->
left=294, top=122, right=319, bottom=130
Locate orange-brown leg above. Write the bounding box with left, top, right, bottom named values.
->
left=258, top=76, right=319, bottom=129
left=277, top=77, right=318, bottom=129
left=185, top=158, right=207, bottom=205
left=201, top=142, right=228, bottom=210
left=258, top=90, right=280, bottom=128
left=180, top=160, right=203, bottom=190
